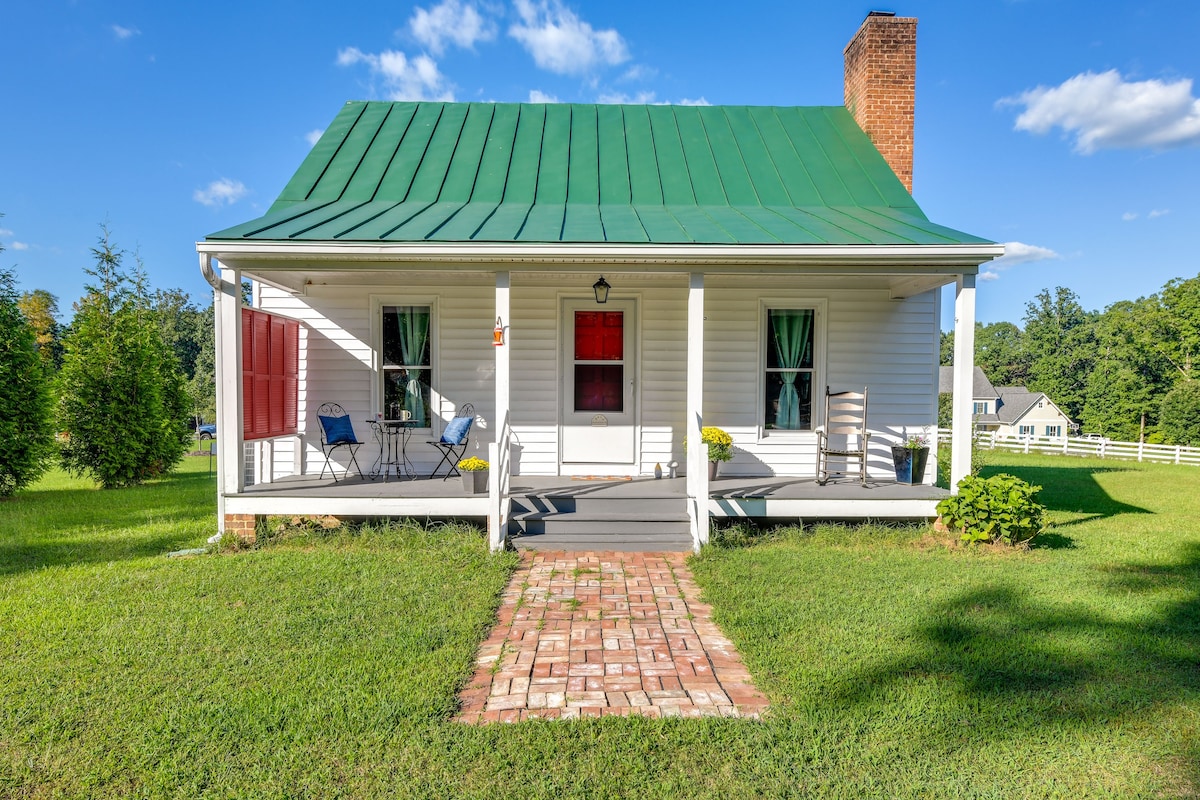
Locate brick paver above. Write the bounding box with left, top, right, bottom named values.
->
left=457, top=551, right=769, bottom=723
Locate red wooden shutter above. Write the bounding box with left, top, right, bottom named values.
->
left=242, top=308, right=301, bottom=441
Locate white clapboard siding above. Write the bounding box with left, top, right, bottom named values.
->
left=253, top=276, right=939, bottom=481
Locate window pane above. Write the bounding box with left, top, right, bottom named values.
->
left=766, top=309, right=814, bottom=370
left=574, top=311, right=623, bottom=361
left=765, top=371, right=812, bottom=430
left=383, top=368, right=430, bottom=426
left=382, top=306, right=431, bottom=368
left=575, top=365, right=623, bottom=412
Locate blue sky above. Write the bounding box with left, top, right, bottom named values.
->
left=3, top=1, right=1198, bottom=329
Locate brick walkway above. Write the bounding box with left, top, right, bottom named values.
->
left=457, top=551, right=769, bottom=723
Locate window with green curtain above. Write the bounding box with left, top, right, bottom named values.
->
left=381, top=305, right=431, bottom=426
left=765, top=308, right=814, bottom=430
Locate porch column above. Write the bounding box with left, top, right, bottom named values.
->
left=489, top=270, right=511, bottom=551
left=686, top=271, right=709, bottom=550
left=212, top=259, right=245, bottom=533
left=950, top=272, right=977, bottom=488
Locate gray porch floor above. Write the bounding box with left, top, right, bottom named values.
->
left=235, top=472, right=947, bottom=506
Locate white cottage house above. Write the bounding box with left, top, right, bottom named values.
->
left=198, top=13, right=1000, bottom=551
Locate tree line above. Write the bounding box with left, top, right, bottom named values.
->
left=1, top=225, right=215, bottom=496
left=942, top=278, right=1200, bottom=446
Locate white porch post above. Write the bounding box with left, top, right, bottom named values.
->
left=211, top=259, right=245, bottom=533
left=951, top=272, right=977, bottom=489
left=488, top=271, right=511, bottom=552
left=686, top=271, right=709, bottom=550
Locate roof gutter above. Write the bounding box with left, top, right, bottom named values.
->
left=196, top=240, right=1005, bottom=271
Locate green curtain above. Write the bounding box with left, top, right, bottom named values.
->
left=397, top=307, right=429, bottom=426
left=770, top=310, right=812, bottom=430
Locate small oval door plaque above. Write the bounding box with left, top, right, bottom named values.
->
left=591, top=414, right=608, bottom=427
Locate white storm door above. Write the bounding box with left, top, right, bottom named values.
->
left=561, top=299, right=636, bottom=465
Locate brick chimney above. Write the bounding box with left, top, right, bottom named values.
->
left=844, top=12, right=917, bottom=192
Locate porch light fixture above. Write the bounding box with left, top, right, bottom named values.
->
left=592, top=276, right=611, bottom=304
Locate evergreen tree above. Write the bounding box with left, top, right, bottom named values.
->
left=57, top=229, right=191, bottom=488
left=0, top=264, right=55, bottom=496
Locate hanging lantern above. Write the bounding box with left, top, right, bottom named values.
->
left=493, top=316, right=505, bottom=346
left=592, top=275, right=611, bottom=304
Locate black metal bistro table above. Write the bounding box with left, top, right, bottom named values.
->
left=367, top=418, right=418, bottom=480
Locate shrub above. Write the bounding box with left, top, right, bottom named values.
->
left=57, top=230, right=191, bottom=488
left=936, top=473, right=1046, bottom=546
left=0, top=266, right=55, bottom=496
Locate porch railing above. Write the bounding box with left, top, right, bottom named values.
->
left=938, top=428, right=1200, bottom=467
left=488, top=411, right=514, bottom=551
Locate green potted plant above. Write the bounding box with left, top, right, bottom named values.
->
left=891, top=432, right=930, bottom=485
left=457, top=456, right=489, bottom=493
left=685, top=426, right=734, bottom=480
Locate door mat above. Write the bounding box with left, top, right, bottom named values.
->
left=570, top=475, right=634, bottom=481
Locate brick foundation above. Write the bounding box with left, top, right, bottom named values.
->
left=224, top=513, right=257, bottom=544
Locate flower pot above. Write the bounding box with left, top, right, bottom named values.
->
left=708, top=461, right=719, bottom=481
left=891, top=446, right=930, bottom=485
left=462, top=470, right=488, bottom=494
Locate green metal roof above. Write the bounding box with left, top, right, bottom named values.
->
left=208, top=101, right=990, bottom=246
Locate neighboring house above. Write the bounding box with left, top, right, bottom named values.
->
left=198, top=13, right=1000, bottom=550
left=938, top=366, right=1075, bottom=438
left=938, top=366, right=1001, bottom=427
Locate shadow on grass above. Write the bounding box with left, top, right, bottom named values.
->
left=0, top=470, right=217, bottom=577
left=832, top=543, right=1200, bottom=788
left=980, top=463, right=1151, bottom=528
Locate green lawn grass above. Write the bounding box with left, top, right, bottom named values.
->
left=1, top=454, right=1197, bottom=798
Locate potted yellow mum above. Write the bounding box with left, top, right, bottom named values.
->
left=685, top=426, right=734, bottom=480
left=457, top=456, right=489, bottom=494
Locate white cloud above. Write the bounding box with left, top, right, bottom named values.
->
left=337, top=47, right=454, bottom=101
left=1149, top=208, right=1171, bottom=218
left=597, top=90, right=658, bottom=105
left=1122, top=211, right=1139, bottom=221
left=111, top=24, right=140, bottom=40
left=619, top=64, right=657, bottom=83
left=409, top=0, right=496, bottom=55
left=305, top=129, right=324, bottom=146
left=509, top=0, right=629, bottom=76
left=194, top=178, right=248, bottom=207
left=0, top=228, right=12, bottom=237
left=979, top=241, right=1059, bottom=282
left=11, top=241, right=30, bottom=251
left=678, top=97, right=711, bottom=107
left=528, top=89, right=559, bottom=103
left=1003, top=69, right=1200, bottom=153
left=995, top=241, right=1060, bottom=265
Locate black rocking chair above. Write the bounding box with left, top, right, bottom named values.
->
left=428, top=403, right=475, bottom=480
left=317, top=402, right=365, bottom=482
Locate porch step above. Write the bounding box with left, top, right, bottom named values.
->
left=508, top=494, right=692, bottom=552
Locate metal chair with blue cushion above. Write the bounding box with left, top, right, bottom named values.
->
left=317, top=402, right=365, bottom=482
left=427, top=403, right=475, bottom=480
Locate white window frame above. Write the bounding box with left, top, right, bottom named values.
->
left=1018, top=424, right=1034, bottom=437
left=371, top=295, right=439, bottom=433
left=973, top=401, right=988, bottom=415
left=1045, top=424, right=1062, bottom=437
left=758, top=299, right=826, bottom=438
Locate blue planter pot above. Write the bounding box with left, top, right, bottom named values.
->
left=891, top=446, right=930, bottom=485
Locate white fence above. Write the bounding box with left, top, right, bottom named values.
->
left=936, top=429, right=1200, bottom=467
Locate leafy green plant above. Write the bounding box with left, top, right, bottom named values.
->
left=936, top=472, right=1046, bottom=545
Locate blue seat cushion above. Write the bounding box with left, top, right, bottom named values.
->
left=319, top=414, right=357, bottom=445
left=440, top=415, right=472, bottom=445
